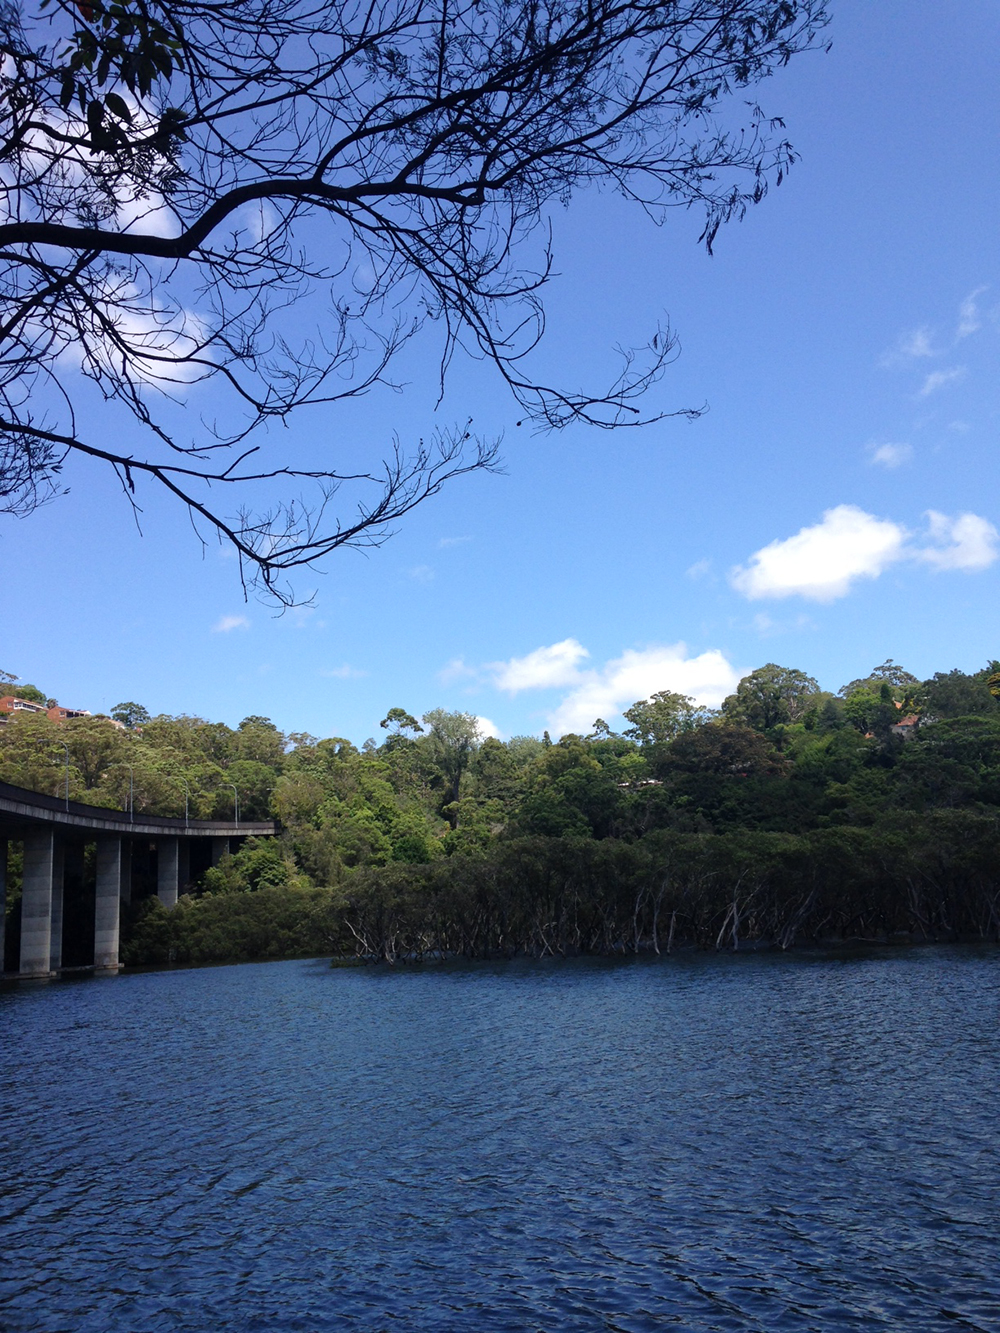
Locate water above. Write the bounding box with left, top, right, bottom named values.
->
left=2, top=948, right=999, bottom=1333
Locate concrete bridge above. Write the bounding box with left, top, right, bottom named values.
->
left=0, top=781, right=277, bottom=979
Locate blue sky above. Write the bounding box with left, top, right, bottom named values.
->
left=3, top=0, right=999, bottom=744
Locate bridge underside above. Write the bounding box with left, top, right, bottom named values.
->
left=0, top=782, right=276, bottom=979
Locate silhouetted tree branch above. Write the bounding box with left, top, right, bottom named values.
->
left=0, top=0, right=828, bottom=600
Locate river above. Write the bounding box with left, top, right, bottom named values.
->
left=2, top=947, right=999, bottom=1331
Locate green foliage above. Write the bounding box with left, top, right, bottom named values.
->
left=201, top=837, right=306, bottom=895
left=6, top=682, right=46, bottom=704
left=722, top=663, right=820, bottom=731
left=121, top=885, right=347, bottom=967
left=110, top=701, right=150, bottom=729
left=839, top=659, right=918, bottom=698
left=9, top=654, right=1000, bottom=969
left=917, top=668, right=1000, bottom=721
left=622, top=690, right=706, bottom=747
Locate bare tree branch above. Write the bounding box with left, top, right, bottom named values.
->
left=0, top=0, right=829, bottom=602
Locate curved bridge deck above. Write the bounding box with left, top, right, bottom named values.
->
left=0, top=781, right=278, bottom=979
left=0, top=779, right=276, bottom=838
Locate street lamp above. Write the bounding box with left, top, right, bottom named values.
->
left=57, top=740, right=69, bottom=810
left=228, top=783, right=240, bottom=828
left=125, top=765, right=134, bottom=822
left=179, top=777, right=191, bottom=829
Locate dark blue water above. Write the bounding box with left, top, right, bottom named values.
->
left=2, top=948, right=999, bottom=1332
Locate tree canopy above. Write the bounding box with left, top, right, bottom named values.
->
left=8, top=651, right=1000, bottom=966
left=0, top=0, right=827, bottom=599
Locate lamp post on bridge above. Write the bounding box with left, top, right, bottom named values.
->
left=228, top=783, right=240, bottom=830
left=56, top=740, right=69, bottom=811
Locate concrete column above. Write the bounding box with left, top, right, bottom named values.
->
left=0, top=837, right=7, bottom=974
left=210, top=836, right=229, bottom=867
left=49, top=839, right=65, bottom=974
left=119, top=839, right=133, bottom=906
left=20, top=829, right=55, bottom=978
left=94, top=836, right=122, bottom=972
left=178, top=840, right=190, bottom=895
left=157, top=837, right=180, bottom=908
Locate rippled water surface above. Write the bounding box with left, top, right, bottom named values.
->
left=2, top=948, right=1000, bottom=1332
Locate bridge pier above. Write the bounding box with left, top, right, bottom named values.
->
left=158, top=837, right=180, bottom=908
left=120, top=839, right=133, bottom=906
left=0, top=837, right=6, bottom=972
left=1, top=779, right=276, bottom=978
left=94, top=836, right=123, bottom=972
left=20, top=829, right=56, bottom=978
left=49, top=839, right=65, bottom=974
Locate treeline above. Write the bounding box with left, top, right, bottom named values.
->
left=4, top=658, right=1000, bottom=964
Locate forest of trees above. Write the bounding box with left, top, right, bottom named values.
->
left=3, top=656, right=1000, bottom=966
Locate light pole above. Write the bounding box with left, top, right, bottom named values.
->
left=228, top=783, right=240, bottom=829
left=57, top=740, right=69, bottom=810
left=125, top=765, right=134, bottom=822
left=180, top=777, right=191, bottom=829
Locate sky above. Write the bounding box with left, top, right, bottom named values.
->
left=3, top=0, right=1000, bottom=745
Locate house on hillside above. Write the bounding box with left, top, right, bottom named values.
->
left=0, top=695, right=46, bottom=717
left=0, top=696, right=92, bottom=723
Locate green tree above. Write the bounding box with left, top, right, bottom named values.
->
left=110, top=701, right=150, bottom=729
left=421, top=710, right=483, bottom=824
left=722, top=664, right=820, bottom=731
left=917, top=668, right=1000, bottom=721
left=622, top=691, right=707, bottom=747
left=839, top=659, right=918, bottom=699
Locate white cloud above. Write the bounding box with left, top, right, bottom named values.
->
left=899, top=327, right=936, bottom=359
left=438, top=657, right=478, bottom=686
left=730, top=506, right=908, bottom=603
left=546, top=644, right=740, bottom=737
left=881, top=326, right=937, bottom=367
left=957, top=286, right=988, bottom=339
left=407, top=564, right=435, bottom=584
left=320, top=664, right=367, bottom=679
left=686, top=558, right=712, bottom=580
left=731, top=505, right=999, bottom=603
left=475, top=716, right=503, bottom=740
left=868, top=442, right=913, bottom=470
left=490, top=638, right=590, bottom=692
left=437, top=536, right=471, bottom=549
left=213, top=614, right=250, bottom=632
left=918, top=512, right=999, bottom=571
left=919, top=367, right=966, bottom=397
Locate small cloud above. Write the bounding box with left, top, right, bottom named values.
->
left=320, top=664, right=367, bottom=679
left=212, top=614, right=250, bottom=633
left=919, top=367, right=966, bottom=397
left=918, top=512, right=999, bottom=572
left=490, top=638, right=590, bottom=692
left=475, top=716, right=503, bottom=740
left=731, top=506, right=908, bottom=603
left=881, top=326, right=937, bottom=366
left=948, top=420, right=971, bottom=433
left=868, top=442, right=913, bottom=470
left=408, top=564, right=435, bottom=584
left=957, top=286, right=988, bottom=339
left=750, top=611, right=815, bottom=637
left=439, top=657, right=478, bottom=686
left=686, top=558, right=712, bottom=580
left=437, top=536, right=471, bottom=549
